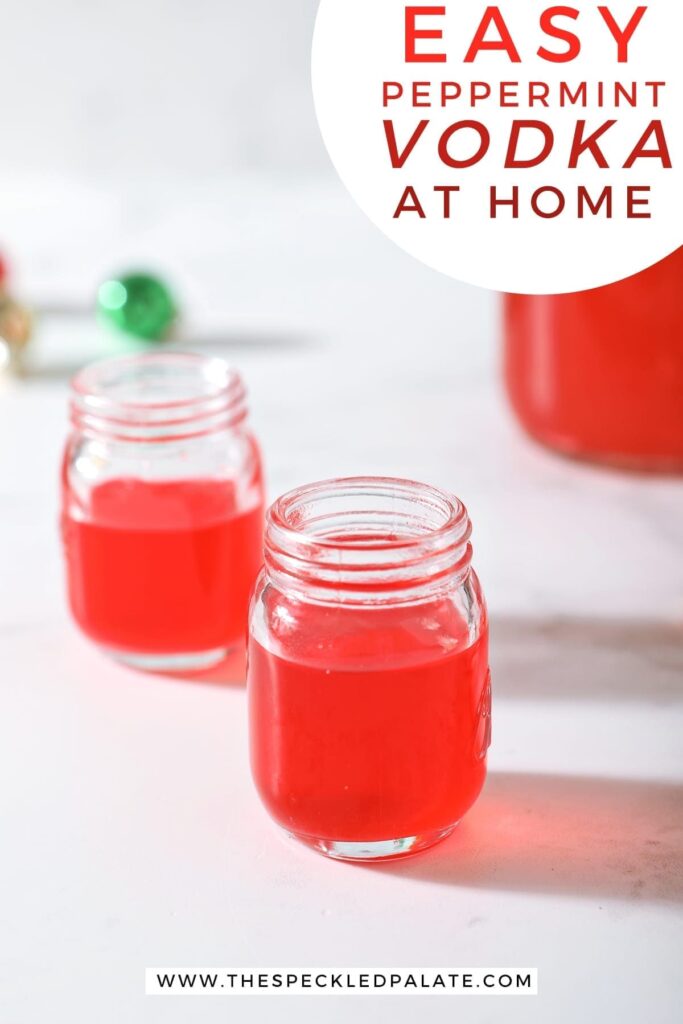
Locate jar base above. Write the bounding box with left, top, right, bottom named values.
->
left=100, top=645, right=232, bottom=673
left=286, top=824, right=458, bottom=862
left=513, top=420, right=683, bottom=475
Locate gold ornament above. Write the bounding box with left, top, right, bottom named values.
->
left=0, top=292, right=32, bottom=373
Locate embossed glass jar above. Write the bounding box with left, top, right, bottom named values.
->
left=248, top=477, right=491, bottom=861
left=61, top=353, right=265, bottom=671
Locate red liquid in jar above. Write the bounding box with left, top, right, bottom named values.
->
left=63, top=478, right=264, bottom=655
left=249, top=599, right=490, bottom=843
left=504, top=247, right=683, bottom=468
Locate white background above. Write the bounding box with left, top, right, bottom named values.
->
left=0, top=0, right=327, bottom=183
left=1, top=3, right=682, bottom=1023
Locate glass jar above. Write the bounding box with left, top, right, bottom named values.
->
left=503, top=247, right=683, bottom=471
left=247, top=477, right=491, bottom=862
left=61, top=353, right=265, bottom=671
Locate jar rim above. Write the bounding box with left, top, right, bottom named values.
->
left=70, top=352, right=248, bottom=442
left=269, top=476, right=468, bottom=550
left=71, top=352, right=243, bottom=410
left=265, top=476, right=473, bottom=605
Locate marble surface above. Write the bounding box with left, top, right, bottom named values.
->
left=1, top=180, right=682, bottom=1024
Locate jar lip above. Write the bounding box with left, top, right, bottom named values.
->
left=264, top=477, right=473, bottom=605
left=71, top=352, right=243, bottom=411
left=69, top=352, right=248, bottom=441
left=268, top=476, right=468, bottom=553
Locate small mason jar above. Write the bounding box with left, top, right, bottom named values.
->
left=61, top=353, right=265, bottom=671
left=248, top=477, right=491, bottom=861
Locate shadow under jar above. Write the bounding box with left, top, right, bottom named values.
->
left=248, top=477, right=491, bottom=862
left=62, top=353, right=265, bottom=671
left=503, top=247, right=683, bottom=472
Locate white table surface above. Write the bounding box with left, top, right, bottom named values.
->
left=1, top=179, right=682, bottom=1024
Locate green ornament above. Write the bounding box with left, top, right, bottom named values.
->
left=98, top=272, right=177, bottom=341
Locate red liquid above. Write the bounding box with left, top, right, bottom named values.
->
left=504, top=248, right=683, bottom=469
left=63, top=478, right=264, bottom=655
left=249, top=598, right=490, bottom=843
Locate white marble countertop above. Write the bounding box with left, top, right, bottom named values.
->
left=1, top=179, right=682, bottom=1024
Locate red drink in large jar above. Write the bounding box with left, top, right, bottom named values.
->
left=62, top=353, right=265, bottom=671
left=504, top=248, right=683, bottom=470
left=248, top=478, right=491, bottom=862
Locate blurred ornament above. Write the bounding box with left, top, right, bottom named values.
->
left=0, top=287, right=32, bottom=375
left=97, top=272, right=178, bottom=342
left=0, top=251, right=9, bottom=291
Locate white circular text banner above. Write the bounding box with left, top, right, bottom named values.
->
left=312, top=0, right=682, bottom=293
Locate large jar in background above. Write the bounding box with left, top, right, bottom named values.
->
left=503, top=247, right=683, bottom=471
left=62, top=353, right=265, bottom=671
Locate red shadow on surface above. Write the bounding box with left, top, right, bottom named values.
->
left=374, top=772, right=683, bottom=905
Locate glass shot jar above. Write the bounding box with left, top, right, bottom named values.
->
left=61, top=353, right=265, bottom=671
left=247, top=477, right=491, bottom=862
left=503, top=247, right=683, bottom=472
